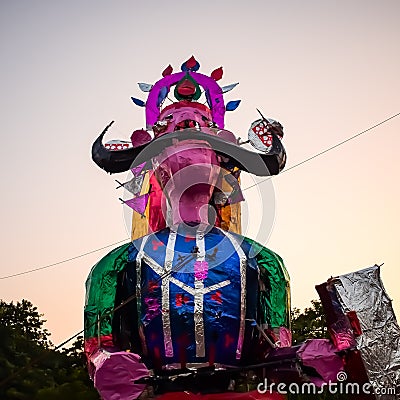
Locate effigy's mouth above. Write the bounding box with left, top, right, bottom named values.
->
left=174, top=119, right=202, bottom=131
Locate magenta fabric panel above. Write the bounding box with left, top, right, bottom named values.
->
left=92, top=350, right=149, bottom=400
left=124, top=194, right=149, bottom=215
left=190, top=72, right=225, bottom=128
left=146, top=72, right=185, bottom=127
left=297, top=339, right=343, bottom=384
left=148, top=173, right=166, bottom=232
left=278, top=326, right=292, bottom=347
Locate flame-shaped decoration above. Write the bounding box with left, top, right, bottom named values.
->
left=131, top=97, right=146, bottom=107
left=226, top=100, right=241, bottom=111
left=162, top=64, right=173, bottom=77
left=221, top=83, right=239, bottom=93
left=211, top=67, right=223, bottom=81
left=138, top=82, right=153, bottom=92
left=181, top=55, right=200, bottom=71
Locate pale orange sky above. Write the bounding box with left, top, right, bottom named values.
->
left=0, top=0, right=399, bottom=344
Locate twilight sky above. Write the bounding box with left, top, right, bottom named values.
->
left=1, top=0, right=399, bottom=344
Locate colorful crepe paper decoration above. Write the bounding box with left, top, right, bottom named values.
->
left=162, top=64, right=173, bottom=77
left=157, top=86, right=169, bottom=107
left=121, top=175, right=144, bottom=196
left=186, top=55, right=198, bottom=69
left=221, top=82, right=239, bottom=93
left=131, top=97, right=146, bottom=107
left=247, top=118, right=284, bottom=153
left=211, top=66, right=223, bottom=81
left=194, top=260, right=209, bottom=280
left=138, top=82, right=153, bottom=92
left=226, top=100, right=241, bottom=111
left=121, top=193, right=149, bottom=215
left=181, top=55, right=200, bottom=72
left=130, top=162, right=146, bottom=177
left=205, top=89, right=213, bottom=110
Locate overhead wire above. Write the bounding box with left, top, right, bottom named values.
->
left=2, top=111, right=399, bottom=281
left=1, top=111, right=399, bottom=387
left=242, top=111, right=400, bottom=192
left=0, top=239, right=130, bottom=280
left=0, top=112, right=399, bottom=281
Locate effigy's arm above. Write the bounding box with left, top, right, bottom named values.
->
left=84, top=243, right=133, bottom=353
left=243, top=238, right=290, bottom=330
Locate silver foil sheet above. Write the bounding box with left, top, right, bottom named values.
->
left=220, top=229, right=247, bottom=360
left=194, top=229, right=207, bottom=358
left=161, top=229, right=176, bottom=358
left=333, top=265, right=400, bottom=399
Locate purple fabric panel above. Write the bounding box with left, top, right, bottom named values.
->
left=130, top=162, right=146, bottom=177
left=146, top=72, right=185, bottom=127
left=93, top=351, right=149, bottom=400
left=297, top=339, right=343, bottom=384
left=145, top=72, right=225, bottom=128
left=125, top=194, right=149, bottom=215
left=190, top=72, right=225, bottom=128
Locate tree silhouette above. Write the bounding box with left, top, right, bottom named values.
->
left=291, top=299, right=328, bottom=344
left=0, top=299, right=98, bottom=400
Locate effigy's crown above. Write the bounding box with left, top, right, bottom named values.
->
left=132, top=56, right=240, bottom=131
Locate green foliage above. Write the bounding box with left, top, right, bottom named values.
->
left=0, top=299, right=98, bottom=400
left=291, top=300, right=328, bottom=344
left=0, top=299, right=51, bottom=347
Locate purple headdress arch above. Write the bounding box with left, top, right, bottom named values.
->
left=145, top=70, right=226, bottom=129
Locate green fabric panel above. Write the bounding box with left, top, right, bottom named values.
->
left=84, top=243, right=131, bottom=339
left=244, top=238, right=290, bottom=328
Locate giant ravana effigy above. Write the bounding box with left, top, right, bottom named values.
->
left=85, top=57, right=400, bottom=400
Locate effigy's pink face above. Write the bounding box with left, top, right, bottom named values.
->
left=153, top=139, right=220, bottom=225
left=154, top=105, right=215, bottom=137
